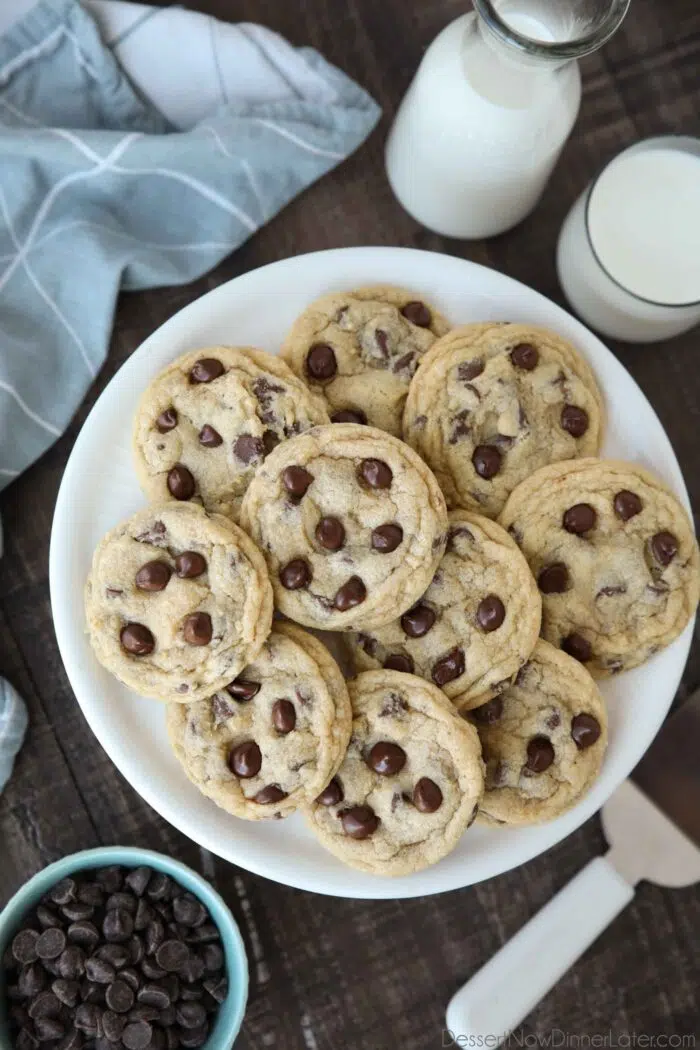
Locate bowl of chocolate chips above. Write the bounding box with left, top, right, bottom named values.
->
left=0, top=847, right=248, bottom=1050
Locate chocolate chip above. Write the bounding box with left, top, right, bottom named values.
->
left=538, top=563, right=569, bottom=594
left=340, top=805, right=379, bottom=839
left=472, top=445, right=502, bottom=480
left=105, top=980, right=134, bottom=1014
left=316, top=777, right=343, bottom=806
left=12, top=930, right=39, bottom=964
left=472, top=697, right=504, bottom=724
left=198, top=424, right=222, bottom=448
left=432, top=647, right=465, bottom=686
left=510, top=342, right=539, bottom=370
left=78, top=882, right=105, bottom=907
left=226, top=677, right=260, bottom=701
left=176, top=1001, right=207, bottom=1030
left=262, top=430, right=280, bottom=455
left=96, top=941, right=130, bottom=966
left=135, top=561, right=171, bottom=592
left=182, top=612, right=212, bottom=646
left=651, top=530, right=678, bottom=566
left=357, top=458, right=392, bottom=489
left=51, top=878, right=77, bottom=905
left=155, top=940, right=189, bottom=973
left=130, top=937, right=146, bottom=968
left=61, top=901, right=95, bottom=922
left=156, top=408, right=178, bottom=433
left=315, top=516, right=345, bottom=550
left=272, top=699, right=296, bottom=734
left=201, top=943, right=223, bottom=975
left=367, top=741, right=406, bottom=776
left=102, top=1009, right=126, bottom=1042
left=331, top=408, right=367, bottom=424
left=413, top=778, right=443, bottom=813
left=174, top=552, right=206, bottom=579
left=35, top=1017, right=65, bottom=1042
left=476, top=595, right=505, bottom=632
left=122, top=1020, right=153, bottom=1050
left=563, top=503, right=597, bottom=534
left=401, top=301, right=431, bottom=327
left=140, top=957, right=165, bottom=981
left=51, top=977, right=79, bottom=1008
left=525, top=736, right=555, bottom=773
left=371, top=523, right=403, bottom=553
left=35, top=927, right=66, bottom=961
left=571, top=714, right=602, bottom=749
left=613, top=490, right=642, bottom=521
left=560, top=405, right=589, bottom=437
left=253, top=785, right=288, bottom=804
left=18, top=963, right=47, bottom=998
left=458, top=359, right=484, bottom=382
left=375, top=329, right=390, bottom=357
left=280, top=558, right=312, bottom=590
left=145, top=873, right=170, bottom=902
left=167, top=465, right=195, bottom=501
left=120, top=968, right=140, bottom=992
left=306, top=343, right=337, bottom=381
left=228, top=741, right=262, bottom=778
left=401, top=603, right=436, bottom=638
left=36, top=904, right=61, bottom=928
left=67, top=922, right=99, bottom=952
left=85, top=957, right=115, bottom=985
left=138, top=985, right=170, bottom=1010
left=383, top=653, right=414, bottom=674
left=177, top=953, right=204, bottom=984
left=120, top=623, right=155, bottom=656
left=189, top=358, right=224, bottom=384
left=74, top=1002, right=101, bottom=1033
left=562, top=632, right=592, bottom=663
left=202, top=970, right=227, bottom=1003
left=145, top=919, right=164, bottom=956
left=233, top=434, right=264, bottom=464
left=102, top=909, right=133, bottom=944
left=333, top=576, right=366, bottom=611
left=282, top=465, right=314, bottom=498
left=172, top=896, right=206, bottom=929
left=597, top=584, right=627, bottom=598
left=179, top=1024, right=210, bottom=1048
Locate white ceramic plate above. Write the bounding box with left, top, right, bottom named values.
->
left=50, top=247, right=693, bottom=899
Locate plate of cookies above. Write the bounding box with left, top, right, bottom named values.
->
left=50, top=247, right=700, bottom=898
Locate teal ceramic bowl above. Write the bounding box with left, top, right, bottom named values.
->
left=0, top=847, right=248, bottom=1050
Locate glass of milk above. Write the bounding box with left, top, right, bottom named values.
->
left=385, top=0, right=630, bottom=239
left=557, top=136, right=700, bottom=342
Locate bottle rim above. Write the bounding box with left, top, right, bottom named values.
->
left=472, top=0, right=631, bottom=60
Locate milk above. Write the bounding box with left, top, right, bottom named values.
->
left=385, top=12, right=582, bottom=238
left=557, top=139, right=700, bottom=342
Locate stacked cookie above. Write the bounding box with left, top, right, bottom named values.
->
left=84, top=286, right=700, bottom=877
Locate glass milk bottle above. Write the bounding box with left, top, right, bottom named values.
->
left=385, top=0, right=630, bottom=239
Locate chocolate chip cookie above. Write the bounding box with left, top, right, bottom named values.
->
left=166, top=624, right=351, bottom=819
left=402, top=323, right=604, bottom=518
left=239, top=423, right=449, bottom=631
left=281, top=286, right=450, bottom=436
left=133, top=346, right=329, bottom=521
left=348, top=510, right=541, bottom=710
left=306, top=670, right=484, bottom=875
left=499, top=458, right=700, bottom=676
left=466, top=640, right=607, bottom=826
left=85, top=503, right=273, bottom=701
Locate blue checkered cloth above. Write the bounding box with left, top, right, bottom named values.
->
left=0, top=0, right=380, bottom=789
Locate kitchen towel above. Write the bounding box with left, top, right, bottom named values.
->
left=0, top=0, right=380, bottom=790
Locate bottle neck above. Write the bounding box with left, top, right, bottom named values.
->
left=472, top=0, right=630, bottom=66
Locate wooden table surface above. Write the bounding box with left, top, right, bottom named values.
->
left=2, top=0, right=700, bottom=1046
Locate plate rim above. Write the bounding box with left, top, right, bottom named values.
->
left=49, top=245, right=693, bottom=899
